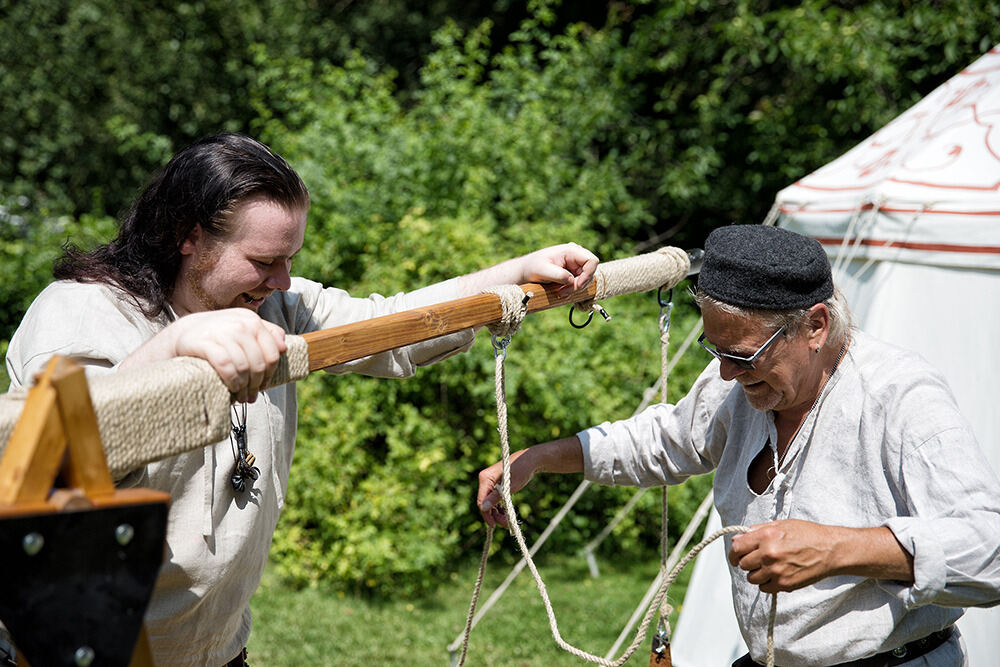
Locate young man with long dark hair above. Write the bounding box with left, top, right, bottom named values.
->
left=6, top=133, right=599, bottom=666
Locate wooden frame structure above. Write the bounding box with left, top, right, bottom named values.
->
left=0, top=356, right=169, bottom=667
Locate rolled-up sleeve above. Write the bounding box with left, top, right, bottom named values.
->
left=882, top=425, right=1000, bottom=609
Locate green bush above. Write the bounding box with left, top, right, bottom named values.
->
left=0, top=0, right=519, bottom=219
left=0, top=196, right=116, bottom=343
left=251, top=9, right=713, bottom=595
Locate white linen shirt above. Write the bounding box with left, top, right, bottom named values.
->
left=579, top=330, right=1000, bottom=665
left=6, top=277, right=475, bottom=666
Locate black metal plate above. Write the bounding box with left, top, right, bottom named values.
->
left=0, top=501, right=167, bottom=666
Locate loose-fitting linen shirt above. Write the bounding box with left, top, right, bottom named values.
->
left=579, top=330, right=1000, bottom=665
left=6, top=277, right=474, bottom=666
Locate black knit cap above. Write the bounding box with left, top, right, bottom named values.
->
left=698, top=225, right=833, bottom=310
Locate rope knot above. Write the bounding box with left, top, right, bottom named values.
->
left=483, top=285, right=532, bottom=339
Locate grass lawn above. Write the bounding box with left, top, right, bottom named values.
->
left=248, top=546, right=694, bottom=666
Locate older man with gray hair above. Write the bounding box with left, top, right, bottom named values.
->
left=477, top=224, right=1000, bottom=665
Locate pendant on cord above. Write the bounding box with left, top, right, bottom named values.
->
left=230, top=403, right=260, bottom=493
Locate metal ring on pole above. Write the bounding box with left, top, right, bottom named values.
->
left=568, top=304, right=595, bottom=329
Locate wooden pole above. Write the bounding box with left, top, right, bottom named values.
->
left=303, top=280, right=575, bottom=371
left=303, top=248, right=701, bottom=372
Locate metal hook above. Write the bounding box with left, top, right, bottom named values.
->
left=657, top=287, right=674, bottom=334
left=656, top=285, right=673, bottom=308
left=491, top=334, right=511, bottom=360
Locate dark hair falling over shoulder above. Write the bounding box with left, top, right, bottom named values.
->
left=54, top=133, right=310, bottom=319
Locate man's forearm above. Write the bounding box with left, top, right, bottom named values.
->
left=526, top=435, right=585, bottom=475
left=731, top=520, right=915, bottom=593
left=833, top=525, right=915, bottom=583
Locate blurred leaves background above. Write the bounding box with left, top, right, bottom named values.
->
left=2, top=0, right=997, bottom=596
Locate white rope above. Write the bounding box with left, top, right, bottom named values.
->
left=454, top=523, right=495, bottom=667
left=636, top=316, right=702, bottom=415
left=655, top=290, right=674, bottom=648
left=603, top=490, right=714, bottom=660
left=456, top=288, right=778, bottom=666
left=447, top=479, right=593, bottom=662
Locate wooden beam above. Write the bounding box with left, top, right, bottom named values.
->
left=51, top=357, right=115, bottom=496
left=0, top=358, right=69, bottom=505
left=302, top=280, right=590, bottom=372
left=302, top=246, right=701, bottom=372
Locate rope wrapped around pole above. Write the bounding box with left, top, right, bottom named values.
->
left=0, top=336, right=310, bottom=479
left=592, top=246, right=690, bottom=301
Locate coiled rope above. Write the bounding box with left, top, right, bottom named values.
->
left=456, top=281, right=778, bottom=667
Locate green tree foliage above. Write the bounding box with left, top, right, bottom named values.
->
left=0, top=0, right=518, bottom=217
left=0, top=197, right=115, bottom=372
left=2, top=0, right=998, bottom=594
left=618, top=0, right=1000, bottom=238
left=249, top=12, right=712, bottom=594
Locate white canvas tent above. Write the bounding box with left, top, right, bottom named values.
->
left=672, top=45, right=1000, bottom=664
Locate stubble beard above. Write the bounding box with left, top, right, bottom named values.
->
left=741, top=383, right=783, bottom=412
left=188, top=246, right=229, bottom=312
